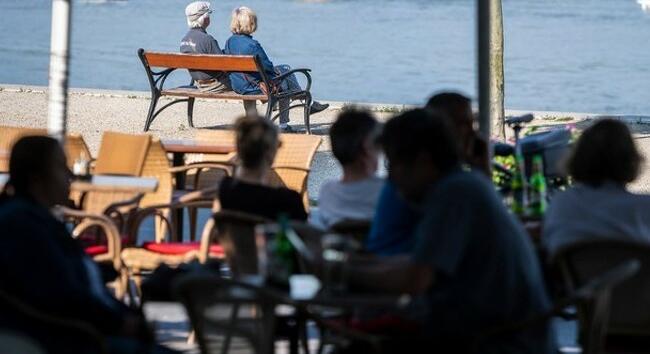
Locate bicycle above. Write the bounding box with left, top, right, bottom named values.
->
left=492, top=114, right=572, bottom=196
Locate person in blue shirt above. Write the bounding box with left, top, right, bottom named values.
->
left=366, top=92, right=489, bottom=256
left=224, top=6, right=329, bottom=132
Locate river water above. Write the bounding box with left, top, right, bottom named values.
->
left=1, top=0, right=649, bottom=114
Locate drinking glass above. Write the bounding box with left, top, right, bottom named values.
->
left=321, top=234, right=349, bottom=295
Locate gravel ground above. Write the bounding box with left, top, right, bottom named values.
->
left=3, top=84, right=650, bottom=194
left=0, top=84, right=403, bottom=199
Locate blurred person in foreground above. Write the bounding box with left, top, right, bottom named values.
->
left=217, top=115, right=308, bottom=221
left=224, top=6, right=329, bottom=132
left=543, top=118, right=650, bottom=254
left=365, top=91, right=488, bottom=256
left=346, top=109, right=554, bottom=354
left=310, top=108, right=383, bottom=229
left=0, top=136, right=176, bottom=354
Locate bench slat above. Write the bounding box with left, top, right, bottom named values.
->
left=161, top=88, right=267, bottom=101
left=145, top=52, right=259, bottom=72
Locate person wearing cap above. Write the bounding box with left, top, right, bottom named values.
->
left=180, top=1, right=231, bottom=93
left=224, top=6, right=329, bottom=133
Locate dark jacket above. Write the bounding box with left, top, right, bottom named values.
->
left=0, top=195, right=134, bottom=350
left=224, top=34, right=276, bottom=94
left=180, top=27, right=230, bottom=84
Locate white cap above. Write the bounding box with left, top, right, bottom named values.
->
left=185, top=1, right=212, bottom=21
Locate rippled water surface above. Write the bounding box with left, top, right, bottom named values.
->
left=1, top=0, right=649, bottom=113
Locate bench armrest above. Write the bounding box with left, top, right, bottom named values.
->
left=273, top=68, right=313, bottom=92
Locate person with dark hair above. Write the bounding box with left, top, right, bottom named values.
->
left=425, top=91, right=490, bottom=174
left=543, top=118, right=650, bottom=254
left=0, top=136, right=176, bottom=354
left=311, top=108, right=383, bottom=229
left=365, top=91, right=488, bottom=256
left=348, top=109, right=555, bottom=353
left=217, top=115, right=307, bottom=221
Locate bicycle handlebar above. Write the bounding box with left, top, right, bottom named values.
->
left=505, top=114, right=534, bottom=126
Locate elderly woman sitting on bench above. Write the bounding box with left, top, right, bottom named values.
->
left=224, top=6, right=329, bottom=133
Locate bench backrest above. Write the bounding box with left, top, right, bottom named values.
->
left=140, top=50, right=261, bottom=73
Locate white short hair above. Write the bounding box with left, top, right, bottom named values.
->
left=188, top=12, right=209, bottom=28
left=230, top=6, right=257, bottom=35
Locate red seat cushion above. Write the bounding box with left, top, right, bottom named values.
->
left=85, top=245, right=108, bottom=256
left=78, top=232, right=130, bottom=257
left=142, top=242, right=224, bottom=257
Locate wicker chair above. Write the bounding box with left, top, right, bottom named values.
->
left=59, top=206, right=127, bottom=299
left=553, top=240, right=650, bottom=352
left=173, top=274, right=276, bottom=354
left=93, top=131, right=151, bottom=176
left=0, top=128, right=93, bottom=205
left=138, top=138, right=175, bottom=242
left=120, top=194, right=224, bottom=297
left=0, top=126, right=47, bottom=150
left=212, top=212, right=311, bottom=354
left=79, top=131, right=152, bottom=228
left=184, top=129, right=238, bottom=190
left=63, top=133, right=92, bottom=169
left=212, top=210, right=270, bottom=276
left=63, top=133, right=94, bottom=207
left=269, top=133, right=322, bottom=210
left=0, top=126, right=47, bottom=172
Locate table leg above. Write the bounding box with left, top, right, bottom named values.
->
left=173, top=152, right=186, bottom=241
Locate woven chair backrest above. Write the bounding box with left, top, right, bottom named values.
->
left=273, top=133, right=321, bottom=170
left=269, top=134, right=321, bottom=209
left=0, top=126, right=47, bottom=172
left=139, top=138, right=173, bottom=208
left=94, top=131, right=151, bottom=176
left=64, top=133, right=92, bottom=169
left=187, top=129, right=238, bottom=165
left=0, top=126, right=91, bottom=172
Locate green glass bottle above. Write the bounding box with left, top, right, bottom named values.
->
left=273, top=213, right=294, bottom=281
left=510, top=153, right=527, bottom=216
left=527, top=155, right=548, bottom=218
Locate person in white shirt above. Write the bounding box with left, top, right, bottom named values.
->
left=543, top=118, right=650, bottom=255
left=311, top=108, right=383, bottom=229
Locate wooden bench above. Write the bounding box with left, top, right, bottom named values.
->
left=138, top=49, right=315, bottom=133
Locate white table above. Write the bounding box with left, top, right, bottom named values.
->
left=0, top=174, right=158, bottom=193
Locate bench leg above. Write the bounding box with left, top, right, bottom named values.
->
left=187, top=97, right=195, bottom=128
left=144, top=93, right=159, bottom=132
left=264, top=98, right=274, bottom=121
left=244, top=100, right=258, bottom=117
left=303, top=93, right=312, bottom=134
